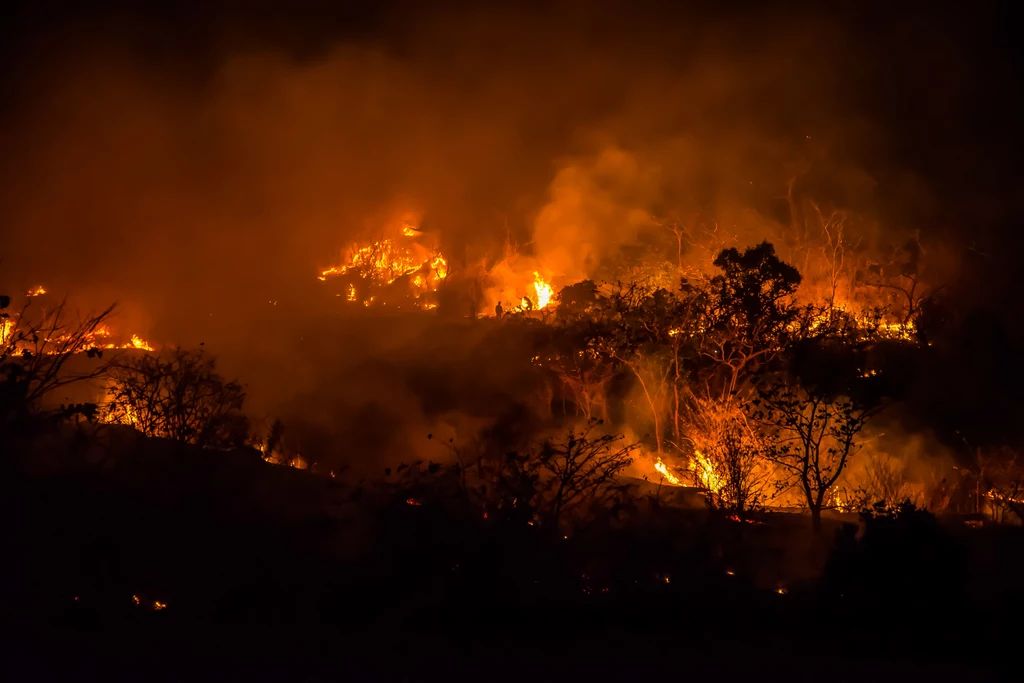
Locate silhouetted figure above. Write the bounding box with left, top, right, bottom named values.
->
left=495, top=301, right=504, bottom=318
left=522, top=296, right=534, bottom=312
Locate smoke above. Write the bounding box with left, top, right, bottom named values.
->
left=4, top=4, right=1001, bottom=328
left=1, top=2, right=1018, bottom=469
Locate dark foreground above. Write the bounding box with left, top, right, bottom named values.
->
left=1, top=434, right=1020, bottom=681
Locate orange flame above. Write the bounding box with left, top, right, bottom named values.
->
left=654, top=458, right=683, bottom=486
left=533, top=272, right=554, bottom=310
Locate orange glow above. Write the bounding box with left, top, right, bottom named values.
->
left=691, top=450, right=725, bottom=495
left=654, top=458, right=683, bottom=486
left=26, top=285, right=46, bottom=297
left=2, top=306, right=154, bottom=355
left=318, top=226, right=448, bottom=310
left=127, top=334, right=154, bottom=351
left=533, top=271, right=554, bottom=309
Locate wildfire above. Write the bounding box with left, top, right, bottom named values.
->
left=26, top=285, right=46, bottom=297
left=318, top=226, right=448, bottom=309
left=533, top=272, right=554, bottom=309
left=82, top=328, right=154, bottom=352
left=2, top=312, right=154, bottom=355
left=654, top=458, right=683, bottom=486
left=126, top=334, right=154, bottom=351
left=319, top=239, right=422, bottom=284
left=800, top=301, right=916, bottom=342
left=690, top=450, right=726, bottom=495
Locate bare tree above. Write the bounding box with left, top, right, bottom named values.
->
left=973, top=448, right=1024, bottom=524
left=751, top=378, right=881, bottom=533
left=535, top=420, right=638, bottom=532
left=866, top=235, right=935, bottom=329
left=104, top=347, right=248, bottom=450
left=1, top=294, right=115, bottom=425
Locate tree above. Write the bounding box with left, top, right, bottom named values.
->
left=681, top=242, right=802, bottom=415
left=533, top=420, right=638, bottom=532
left=751, top=370, right=882, bottom=533
left=600, top=281, right=700, bottom=453
left=540, top=281, right=617, bottom=421
left=682, top=396, right=775, bottom=515
left=104, top=347, right=248, bottom=450
left=1, top=294, right=115, bottom=428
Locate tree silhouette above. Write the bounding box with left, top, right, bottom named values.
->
left=104, top=347, right=248, bottom=450
left=1, top=294, right=115, bottom=428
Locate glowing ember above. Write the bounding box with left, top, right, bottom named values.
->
left=26, top=285, right=46, bottom=297
left=346, top=284, right=357, bottom=302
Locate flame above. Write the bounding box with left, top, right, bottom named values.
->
left=533, top=272, right=554, bottom=310
left=654, top=458, right=683, bottom=486
left=800, top=301, right=915, bottom=342
left=318, top=229, right=448, bottom=310
left=691, top=450, right=725, bottom=495
left=26, top=285, right=46, bottom=297
left=127, top=334, right=154, bottom=351
left=3, top=308, right=154, bottom=355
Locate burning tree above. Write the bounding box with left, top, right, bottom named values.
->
left=104, top=348, right=248, bottom=450
left=682, top=396, right=775, bottom=515
left=1, top=293, right=115, bottom=428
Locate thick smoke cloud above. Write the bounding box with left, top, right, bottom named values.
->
left=0, top=2, right=1019, bottom=468
left=4, top=3, right=1011, bottom=330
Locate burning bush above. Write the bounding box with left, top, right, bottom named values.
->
left=681, top=397, right=776, bottom=515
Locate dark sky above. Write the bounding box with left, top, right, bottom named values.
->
left=0, top=0, right=1021, bottom=339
